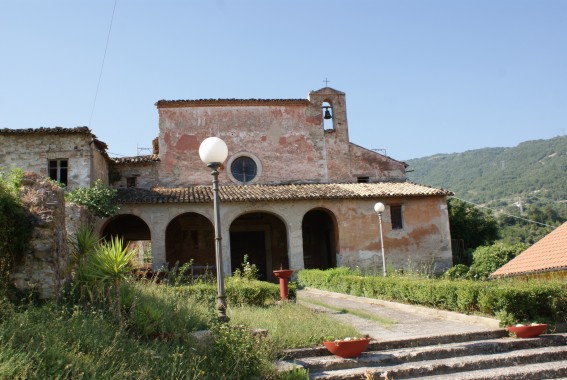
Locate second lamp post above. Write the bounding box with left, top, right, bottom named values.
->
left=374, top=202, right=387, bottom=277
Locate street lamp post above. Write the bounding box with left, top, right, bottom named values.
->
left=199, top=137, right=229, bottom=322
left=374, top=202, right=387, bottom=277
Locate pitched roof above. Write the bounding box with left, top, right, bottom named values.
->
left=115, top=181, right=452, bottom=204
left=113, top=154, right=160, bottom=164
left=491, top=222, right=567, bottom=278
left=0, top=126, right=109, bottom=157
left=156, top=98, right=310, bottom=108
left=0, top=126, right=92, bottom=135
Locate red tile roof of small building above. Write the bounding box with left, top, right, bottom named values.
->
left=115, top=181, right=452, bottom=204
left=491, top=222, right=567, bottom=278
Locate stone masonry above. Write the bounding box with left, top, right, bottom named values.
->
left=10, top=173, right=70, bottom=299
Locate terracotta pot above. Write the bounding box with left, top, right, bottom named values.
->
left=323, top=338, right=371, bottom=358
left=506, top=324, right=548, bottom=338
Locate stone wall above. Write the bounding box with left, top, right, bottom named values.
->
left=10, top=173, right=70, bottom=299
left=0, top=129, right=105, bottom=190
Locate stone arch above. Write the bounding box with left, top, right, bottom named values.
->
left=101, top=214, right=152, bottom=268
left=165, top=212, right=215, bottom=268
left=301, top=208, right=337, bottom=269
left=229, top=211, right=288, bottom=282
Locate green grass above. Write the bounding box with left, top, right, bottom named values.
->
left=0, top=279, right=353, bottom=379
left=299, top=298, right=396, bottom=328
left=227, top=302, right=360, bottom=350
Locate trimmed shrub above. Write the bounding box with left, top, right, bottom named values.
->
left=297, top=269, right=567, bottom=324
left=178, top=278, right=296, bottom=307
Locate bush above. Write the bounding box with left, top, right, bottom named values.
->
left=66, top=179, right=119, bottom=218
left=178, top=277, right=296, bottom=307
left=207, top=323, right=273, bottom=379
left=0, top=168, right=31, bottom=276
left=468, top=242, right=528, bottom=279
left=443, top=264, right=470, bottom=280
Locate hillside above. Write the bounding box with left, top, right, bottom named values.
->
left=406, top=136, right=567, bottom=206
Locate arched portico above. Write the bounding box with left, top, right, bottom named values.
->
left=165, top=212, right=215, bottom=268
left=229, top=212, right=288, bottom=281
left=302, top=208, right=337, bottom=269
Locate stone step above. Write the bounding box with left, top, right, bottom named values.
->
left=293, top=334, right=567, bottom=373
left=281, top=329, right=508, bottom=360
left=405, top=360, right=567, bottom=380
left=308, top=345, right=567, bottom=379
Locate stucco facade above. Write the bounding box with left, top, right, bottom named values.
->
left=153, top=88, right=406, bottom=187
left=112, top=192, right=452, bottom=280
left=103, top=87, right=453, bottom=278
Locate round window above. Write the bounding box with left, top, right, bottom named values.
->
left=230, top=156, right=257, bottom=183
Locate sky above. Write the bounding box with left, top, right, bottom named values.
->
left=1, top=1, right=565, bottom=161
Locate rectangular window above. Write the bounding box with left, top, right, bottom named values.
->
left=48, top=159, right=68, bottom=186
left=390, top=205, right=403, bottom=229
left=357, top=176, right=370, bottom=183
left=126, top=177, right=137, bottom=188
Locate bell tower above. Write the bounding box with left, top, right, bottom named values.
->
left=308, top=87, right=349, bottom=143
left=308, top=87, right=352, bottom=181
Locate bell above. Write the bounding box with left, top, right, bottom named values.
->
left=324, top=107, right=332, bottom=120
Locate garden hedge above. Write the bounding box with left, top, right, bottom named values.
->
left=178, top=277, right=296, bottom=307
left=297, top=268, right=567, bottom=324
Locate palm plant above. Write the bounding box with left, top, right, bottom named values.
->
left=69, top=226, right=99, bottom=267
left=80, top=236, right=136, bottom=319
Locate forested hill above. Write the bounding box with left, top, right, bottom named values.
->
left=406, top=136, right=567, bottom=205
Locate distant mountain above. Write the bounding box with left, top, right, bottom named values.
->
left=406, top=136, right=567, bottom=205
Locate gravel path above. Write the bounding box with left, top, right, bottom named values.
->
left=297, top=288, right=499, bottom=342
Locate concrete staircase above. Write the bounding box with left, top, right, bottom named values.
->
left=278, top=330, right=567, bottom=379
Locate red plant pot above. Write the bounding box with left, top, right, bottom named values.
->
left=506, top=324, right=548, bottom=338
left=323, top=338, right=371, bottom=358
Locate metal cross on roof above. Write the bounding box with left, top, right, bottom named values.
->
left=323, top=78, right=330, bottom=87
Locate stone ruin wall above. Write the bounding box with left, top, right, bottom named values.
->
left=10, top=173, right=90, bottom=300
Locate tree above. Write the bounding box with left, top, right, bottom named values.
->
left=467, top=242, right=528, bottom=279
left=448, top=198, right=498, bottom=250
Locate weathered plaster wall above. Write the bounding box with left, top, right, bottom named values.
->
left=91, top=145, right=109, bottom=185
left=157, top=104, right=326, bottom=186
left=0, top=133, right=94, bottom=189
left=11, top=173, right=69, bottom=299
left=336, top=196, right=453, bottom=274
left=111, top=194, right=452, bottom=278
left=156, top=89, right=406, bottom=187
left=349, top=144, right=406, bottom=179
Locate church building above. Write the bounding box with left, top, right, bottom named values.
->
left=106, top=87, right=453, bottom=280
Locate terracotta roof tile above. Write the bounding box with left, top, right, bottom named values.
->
left=491, top=222, right=567, bottom=278
left=113, top=154, right=160, bottom=164
left=115, top=182, right=452, bottom=204
left=155, top=98, right=310, bottom=108
left=0, top=126, right=92, bottom=135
